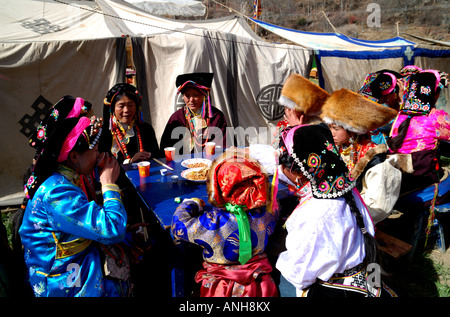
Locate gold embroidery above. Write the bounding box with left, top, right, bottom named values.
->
left=52, top=232, right=92, bottom=259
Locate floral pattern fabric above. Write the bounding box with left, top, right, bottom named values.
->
left=390, top=109, right=450, bottom=154
left=171, top=201, right=278, bottom=265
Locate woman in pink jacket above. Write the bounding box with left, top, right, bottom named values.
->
left=388, top=69, right=450, bottom=193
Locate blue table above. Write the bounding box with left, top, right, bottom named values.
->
left=123, top=151, right=292, bottom=296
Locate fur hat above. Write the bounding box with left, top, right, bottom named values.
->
left=320, top=88, right=398, bottom=134
left=278, top=73, right=330, bottom=116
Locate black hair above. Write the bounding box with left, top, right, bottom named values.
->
left=343, top=191, right=378, bottom=265
left=105, top=83, right=141, bottom=108
left=387, top=114, right=413, bottom=152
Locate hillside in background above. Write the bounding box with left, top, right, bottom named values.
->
left=196, top=0, right=449, bottom=44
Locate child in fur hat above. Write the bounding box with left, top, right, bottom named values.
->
left=321, top=88, right=398, bottom=181
left=320, top=89, right=400, bottom=224
left=273, top=73, right=329, bottom=149
left=171, top=148, right=279, bottom=297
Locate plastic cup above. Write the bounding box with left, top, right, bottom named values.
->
left=165, top=147, right=176, bottom=162
left=97, top=152, right=106, bottom=169
left=205, top=142, right=216, bottom=155
left=137, top=161, right=150, bottom=177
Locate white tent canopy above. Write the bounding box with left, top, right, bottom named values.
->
left=124, top=0, right=206, bottom=17
left=0, top=0, right=311, bottom=203
left=251, top=19, right=415, bottom=52
left=0, top=0, right=260, bottom=42
left=252, top=18, right=450, bottom=114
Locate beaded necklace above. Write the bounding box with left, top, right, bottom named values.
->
left=112, top=120, right=143, bottom=160
left=184, top=106, right=210, bottom=147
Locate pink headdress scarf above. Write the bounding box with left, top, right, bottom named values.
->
left=57, top=116, right=91, bottom=162
left=66, top=97, right=85, bottom=119
left=280, top=125, right=305, bottom=156
left=421, top=69, right=441, bottom=92
left=380, top=72, right=397, bottom=95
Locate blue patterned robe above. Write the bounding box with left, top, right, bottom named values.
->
left=19, top=166, right=127, bottom=297
left=171, top=200, right=279, bottom=264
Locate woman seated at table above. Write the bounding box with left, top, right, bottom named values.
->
left=20, top=106, right=128, bottom=297
left=160, top=72, right=228, bottom=155
left=100, top=83, right=162, bottom=225
left=171, top=148, right=279, bottom=297
left=100, top=83, right=162, bottom=164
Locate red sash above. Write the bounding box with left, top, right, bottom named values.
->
left=194, top=254, right=278, bottom=297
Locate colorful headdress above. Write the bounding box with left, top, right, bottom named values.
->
left=206, top=148, right=273, bottom=264
left=176, top=72, right=214, bottom=119
left=29, top=96, right=91, bottom=156
left=321, top=88, right=398, bottom=134
left=57, top=116, right=103, bottom=162
left=278, top=73, right=330, bottom=116
left=358, top=70, right=400, bottom=103
left=399, top=65, right=423, bottom=77
left=280, top=124, right=355, bottom=199
left=438, top=71, right=449, bottom=90
left=207, top=148, right=271, bottom=210
left=400, top=70, right=441, bottom=115
left=25, top=115, right=103, bottom=199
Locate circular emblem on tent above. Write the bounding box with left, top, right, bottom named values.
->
left=256, top=84, right=284, bottom=121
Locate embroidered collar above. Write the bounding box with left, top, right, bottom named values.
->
left=57, top=164, right=81, bottom=188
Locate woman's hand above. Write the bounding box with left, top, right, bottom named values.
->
left=131, top=151, right=151, bottom=163
left=99, top=153, right=121, bottom=184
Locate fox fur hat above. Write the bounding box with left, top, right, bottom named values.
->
left=320, top=88, right=398, bottom=134
left=278, top=73, right=330, bottom=117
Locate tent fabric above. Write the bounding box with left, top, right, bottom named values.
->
left=249, top=18, right=415, bottom=51
left=0, top=0, right=311, bottom=202
left=134, top=29, right=310, bottom=144
left=98, top=0, right=261, bottom=40
left=124, top=0, right=206, bottom=17
left=0, top=0, right=260, bottom=42
left=251, top=17, right=449, bottom=114
left=0, top=0, right=119, bottom=42
left=0, top=37, right=125, bottom=202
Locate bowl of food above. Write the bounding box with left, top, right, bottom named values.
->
left=180, top=166, right=209, bottom=182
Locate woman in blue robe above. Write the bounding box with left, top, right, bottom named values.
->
left=19, top=96, right=128, bottom=297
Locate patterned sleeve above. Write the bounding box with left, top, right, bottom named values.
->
left=171, top=200, right=203, bottom=244
left=44, top=182, right=127, bottom=244
left=434, top=109, right=450, bottom=141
